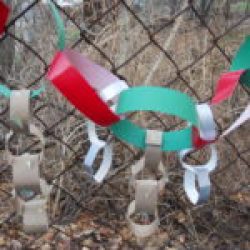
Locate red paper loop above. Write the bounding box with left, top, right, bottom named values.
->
left=46, top=50, right=120, bottom=126
left=0, top=0, right=10, bottom=35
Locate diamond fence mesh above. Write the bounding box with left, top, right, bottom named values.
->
left=0, top=0, right=249, bottom=249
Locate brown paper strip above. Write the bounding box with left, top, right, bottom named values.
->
left=9, top=90, right=30, bottom=133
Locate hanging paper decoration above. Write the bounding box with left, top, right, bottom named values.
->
left=45, top=0, right=65, bottom=50
left=42, top=1, right=249, bottom=237
left=127, top=130, right=168, bottom=237
left=0, top=0, right=65, bottom=234
left=0, top=0, right=10, bottom=35
left=6, top=89, right=51, bottom=233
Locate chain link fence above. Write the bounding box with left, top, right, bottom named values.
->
left=0, top=0, right=249, bottom=249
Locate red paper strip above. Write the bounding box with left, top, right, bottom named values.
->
left=193, top=69, right=246, bottom=149
left=211, top=70, right=244, bottom=105
left=47, top=50, right=120, bottom=126
left=0, top=0, right=10, bottom=35
left=192, top=127, right=216, bottom=149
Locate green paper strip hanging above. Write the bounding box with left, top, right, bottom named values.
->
left=110, top=86, right=198, bottom=151
left=47, top=0, right=65, bottom=50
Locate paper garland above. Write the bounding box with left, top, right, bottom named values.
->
left=1, top=0, right=248, bottom=234
left=47, top=36, right=249, bottom=153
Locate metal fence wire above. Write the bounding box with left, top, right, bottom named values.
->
left=0, top=0, right=249, bottom=249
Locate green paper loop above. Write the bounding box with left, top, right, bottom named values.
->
left=0, top=84, right=11, bottom=97
left=48, top=0, right=65, bottom=50
left=110, top=86, right=197, bottom=151
left=230, top=35, right=250, bottom=87
left=116, top=86, right=198, bottom=125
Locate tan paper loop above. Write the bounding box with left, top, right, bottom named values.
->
left=22, top=198, right=49, bottom=233
left=6, top=124, right=45, bottom=163
left=146, top=130, right=162, bottom=147
left=6, top=124, right=45, bottom=200
left=13, top=179, right=51, bottom=216
left=6, top=121, right=50, bottom=233
left=9, top=90, right=30, bottom=133
left=130, top=130, right=167, bottom=191
left=127, top=200, right=160, bottom=238
left=13, top=153, right=41, bottom=199
left=127, top=130, right=165, bottom=238
left=130, top=157, right=167, bottom=192
left=135, top=180, right=158, bottom=215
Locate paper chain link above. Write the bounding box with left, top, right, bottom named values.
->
left=1, top=1, right=249, bottom=236
left=5, top=89, right=51, bottom=234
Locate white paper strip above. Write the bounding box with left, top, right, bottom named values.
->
left=99, top=80, right=128, bottom=102
left=222, top=104, right=250, bottom=137
left=83, top=80, right=129, bottom=183
left=179, top=144, right=218, bottom=205
left=84, top=120, right=112, bottom=183
left=196, top=103, right=217, bottom=141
